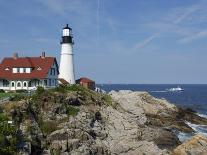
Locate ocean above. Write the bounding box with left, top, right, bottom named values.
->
left=97, top=84, right=207, bottom=141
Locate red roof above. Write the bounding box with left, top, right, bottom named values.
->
left=0, top=57, right=59, bottom=80
left=58, top=78, right=69, bottom=85
left=76, top=77, right=95, bottom=83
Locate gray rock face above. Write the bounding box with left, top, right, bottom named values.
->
left=11, top=89, right=207, bottom=155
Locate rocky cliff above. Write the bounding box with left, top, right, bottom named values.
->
left=1, top=86, right=207, bottom=155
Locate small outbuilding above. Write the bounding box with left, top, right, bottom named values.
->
left=76, top=77, right=95, bottom=90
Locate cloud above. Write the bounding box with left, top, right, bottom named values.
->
left=173, top=4, right=200, bottom=24
left=140, top=1, right=207, bottom=47
left=179, top=30, right=207, bottom=43
left=133, top=33, right=159, bottom=50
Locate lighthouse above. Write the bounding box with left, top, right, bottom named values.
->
left=59, top=24, right=75, bottom=84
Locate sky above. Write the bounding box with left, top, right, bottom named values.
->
left=0, top=0, right=207, bottom=84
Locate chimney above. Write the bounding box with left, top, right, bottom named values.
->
left=41, top=52, right=46, bottom=58
left=13, top=53, right=18, bottom=59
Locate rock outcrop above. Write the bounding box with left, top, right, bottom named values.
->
left=172, top=134, right=207, bottom=155
left=1, top=88, right=207, bottom=155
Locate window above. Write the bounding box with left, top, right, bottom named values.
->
left=23, top=68, right=26, bottom=73
left=49, top=79, right=51, bottom=86
left=44, top=80, right=47, bottom=86
left=17, top=68, right=20, bottom=73
left=11, top=82, right=15, bottom=87
left=17, top=82, right=21, bottom=87
left=28, top=81, right=32, bottom=87
left=50, top=68, right=56, bottom=76
left=5, top=68, right=9, bottom=71
left=23, top=82, right=27, bottom=87
left=3, top=80, right=9, bottom=87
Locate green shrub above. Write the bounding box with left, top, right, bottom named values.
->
left=0, top=113, right=18, bottom=154
left=0, top=89, right=5, bottom=93
left=66, top=85, right=86, bottom=92
left=103, top=94, right=113, bottom=107
left=53, top=85, right=67, bottom=93
left=36, top=86, right=45, bottom=95
left=10, top=94, right=26, bottom=101
left=66, top=106, right=80, bottom=116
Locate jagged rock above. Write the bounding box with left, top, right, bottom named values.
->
left=3, top=89, right=207, bottom=155
left=172, top=134, right=207, bottom=155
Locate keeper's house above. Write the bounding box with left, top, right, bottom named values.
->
left=0, top=52, right=59, bottom=91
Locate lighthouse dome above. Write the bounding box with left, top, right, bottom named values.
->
left=63, top=24, right=72, bottom=30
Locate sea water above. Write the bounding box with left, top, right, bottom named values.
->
left=97, top=84, right=207, bottom=141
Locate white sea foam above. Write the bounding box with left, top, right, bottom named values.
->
left=177, top=121, right=207, bottom=142
left=177, top=132, right=194, bottom=142
left=185, top=121, right=207, bottom=137
left=197, top=113, right=207, bottom=119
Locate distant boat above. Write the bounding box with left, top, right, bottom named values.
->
left=167, top=86, right=184, bottom=92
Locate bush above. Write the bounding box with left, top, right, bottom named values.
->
left=53, top=85, right=67, bottom=93
left=103, top=94, right=113, bottom=107
left=36, top=86, right=45, bottom=95
left=66, top=85, right=86, bottom=92
left=0, top=112, right=18, bottom=154
left=66, top=106, right=80, bottom=116
left=0, top=89, right=5, bottom=93
left=10, top=94, right=26, bottom=101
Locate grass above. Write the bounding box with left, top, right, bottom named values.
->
left=51, top=84, right=87, bottom=93
left=38, top=120, right=59, bottom=135
left=66, top=105, right=80, bottom=116
left=0, top=93, right=13, bottom=99
left=102, top=94, right=114, bottom=107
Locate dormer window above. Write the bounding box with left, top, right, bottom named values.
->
left=37, top=67, right=42, bottom=71
left=5, top=68, right=9, bottom=71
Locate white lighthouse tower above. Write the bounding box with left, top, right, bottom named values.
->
left=59, top=24, right=75, bottom=84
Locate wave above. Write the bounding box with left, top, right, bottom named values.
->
left=185, top=121, right=207, bottom=136
left=177, top=132, right=194, bottom=142
left=177, top=121, right=207, bottom=142
left=197, top=113, right=207, bottom=119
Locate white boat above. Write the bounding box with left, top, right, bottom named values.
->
left=167, top=86, right=184, bottom=92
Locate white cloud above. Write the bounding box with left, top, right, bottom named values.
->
left=133, top=33, right=159, bottom=50
left=173, top=4, right=200, bottom=24
left=179, top=30, right=207, bottom=43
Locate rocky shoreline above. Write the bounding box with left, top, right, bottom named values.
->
left=1, top=87, right=207, bottom=155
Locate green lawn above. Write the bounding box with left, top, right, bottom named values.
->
left=0, top=93, right=13, bottom=99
